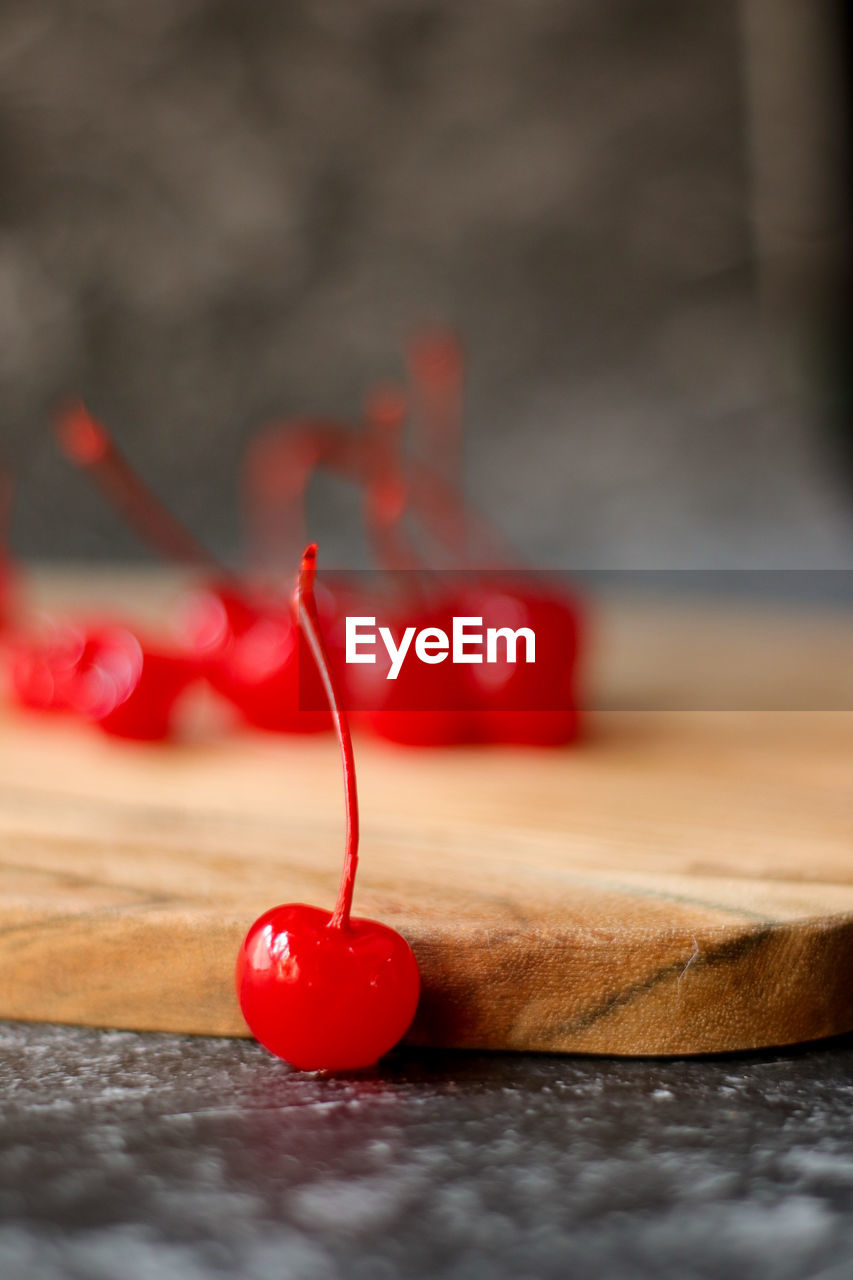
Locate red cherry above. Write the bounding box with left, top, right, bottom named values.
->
left=8, top=621, right=90, bottom=712
left=9, top=621, right=198, bottom=740
left=356, top=386, right=473, bottom=744
left=52, top=404, right=331, bottom=736
left=179, top=580, right=332, bottom=734
left=236, top=544, right=421, bottom=1071
left=352, top=601, right=475, bottom=747
left=236, top=904, right=420, bottom=1071
left=449, top=580, right=583, bottom=746
left=66, top=626, right=198, bottom=741
left=348, top=580, right=582, bottom=746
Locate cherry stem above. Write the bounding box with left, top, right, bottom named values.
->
left=242, top=420, right=363, bottom=575
left=407, top=462, right=517, bottom=570
left=405, top=332, right=516, bottom=568
left=361, top=383, right=509, bottom=576
left=55, top=402, right=220, bottom=573
left=364, top=385, right=419, bottom=574
left=408, top=331, right=464, bottom=490
left=296, top=543, right=358, bottom=931
left=244, top=406, right=511, bottom=578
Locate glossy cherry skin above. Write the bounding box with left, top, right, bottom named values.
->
left=66, top=626, right=198, bottom=740
left=447, top=581, right=583, bottom=746
left=9, top=621, right=197, bottom=739
left=236, top=903, right=421, bottom=1071
left=8, top=622, right=91, bottom=712
left=351, top=598, right=476, bottom=746
left=359, top=666, right=473, bottom=745
left=179, top=581, right=331, bottom=734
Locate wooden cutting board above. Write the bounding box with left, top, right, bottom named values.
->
left=1, top=568, right=852, bottom=1056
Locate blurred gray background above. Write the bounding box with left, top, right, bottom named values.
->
left=0, top=0, right=850, bottom=569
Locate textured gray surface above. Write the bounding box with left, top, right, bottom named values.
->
left=1, top=1, right=851, bottom=568
left=3, top=1021, right=853, bottom=1279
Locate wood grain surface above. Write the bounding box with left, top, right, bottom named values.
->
left=1, top=568, right=852, bottom=1055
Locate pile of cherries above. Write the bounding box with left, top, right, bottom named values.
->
left=0, top=333, right=582, bottom=748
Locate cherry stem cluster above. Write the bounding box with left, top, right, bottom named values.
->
left=242, top=419, right=363, bottom=574
left=55, top=354, right=518, bottom=585
left=364, top=385, right=419, bottom=573
left=408, top=331, right=464, bottom=488
left=295, top=543, right=358, bottom=931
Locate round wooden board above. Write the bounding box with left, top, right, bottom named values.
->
left=2, top=567, right=852, bottom=1056
left=1, top=701, right=852, bottom=1055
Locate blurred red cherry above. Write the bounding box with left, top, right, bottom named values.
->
left=69, top=626, right=197, bottom=740
left=9, top=622, right=198, bottom=740
left=178, top=580, right=333, bottom=734
left=449, top=579, right=582, bottom=745
left=8, top=622, right=90, bottom=712
left=349, top=597, right=475, bottom=747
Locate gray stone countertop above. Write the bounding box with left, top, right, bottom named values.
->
left=2, top=1021, right=853, bottom=1279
